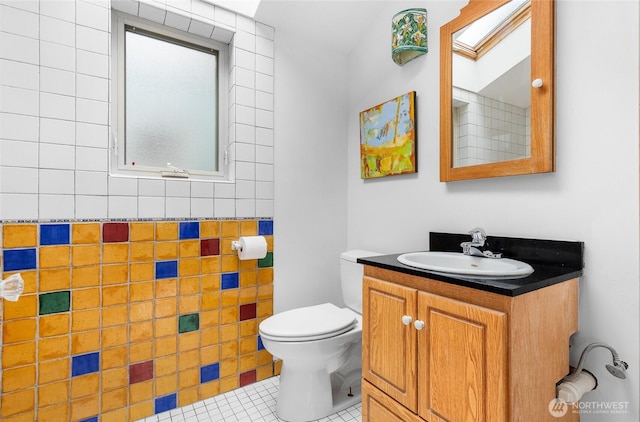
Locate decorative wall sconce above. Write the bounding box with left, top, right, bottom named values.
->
left=392, top=8, right=428, bottom=66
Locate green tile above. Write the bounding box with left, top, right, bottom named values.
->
left=179, top=313, right=200, bottom=333
left=258, top=252, right=273, bottom=268
left=39, top=291, right=71, bottom=315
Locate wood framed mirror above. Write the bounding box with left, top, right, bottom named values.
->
left=440, top=0, right=554, bottom=181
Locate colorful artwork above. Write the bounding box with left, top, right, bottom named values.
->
left=359, top=91, right=417, bottom=179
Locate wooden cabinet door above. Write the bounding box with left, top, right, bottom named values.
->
left=363, top=276, right=418, bottom=412
left=417, top=292, right=508, bottom=422
left=362, top=380, right=425, bottom=422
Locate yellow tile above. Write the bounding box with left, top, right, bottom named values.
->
left=71, top=223, right=100, bottom=244
left=201, top=328, right=220, bottom=347
left=156, top=241, right=178, bottom=260
left=200, top=310, right=220, bottom=329
left=240, top=337, right=257, bottom=355
left=257, top=301, right=273, bottom=318
left=220, top=358, right=238, bottom=378
left=101, top=325, right=128, bottom=348
left=103, top=243, right=129, bottom=264
left=220, top=324, right=239, bottom=342
left=257, top=365, right=274, bottom=381
left=155, top=374, right=177, bottom=397
left=38, top=358, right=69, bottom=384
left=200, top=345, right=219, bottom=366
left=221, top=290, right=239, bottom=307
left=70, top=395, right=99, bottom=421
left=71, top=266, right=100, bottom=288
left=39, top=246, right=70, bottom=268
left=3, top=224, right=37, bottom=248
left=220, top=239, right=235, bottom=255
left=155, top=297, right=177, bottom=318
left=240, top=220, right=257, bottom=236
left=3, top=318, right=36, bottom=344
left=101, top=386, right=127, bottom=413
left=71, top=330, right=100, bottom=355
left=72, top=245, right=100, bottom=267
left=130, top=222, right=154, bottom=242
left=178, top=367, right=199, bottom=389
left=239, top=259, right=256, bottom=271
left=155, top=355, right=177, bottom=377
left=221, top=307, right=239, bottom=325
left=38, top=336, right=69, bottom=361
left=221, top=255, right=238, bottom=272
left=2, top=365, right=36, bottom=392
left=258, top=285, right=274, bottom=301
left=220, top=375, right=238, bottom=394
left=156, top=222, right=178, bottom=240
left=239, top=353, right=257, bottom=372
left=199, top=380, right=220, bottom=401
left=178, top=350, right=199, bottom=371
left=265, top=235, right=274, bottom=251
left=130, top=302, right=153, bottom=322
left=71, top=309, right=101, bottom=332
left=102, top=367, right=128, bottom=392
left=179, top=295, right=200, bottom=314
left=102, top=408, right=129, bottom=422
left=102, top=264, right=129, bottom=285
left=130, top=262, right=154, bottom=282
left=200, top=220, right=220, bottom=238
left=239, top=271, right=257, bottom=287
left=239, top=287, right=257, bottom=304
left=129, top=401, right=154, bottom=422
left=155, top=336, right=177, bottom=357
left=130, top=341, right=153, bottom=363
left=178, top=331, right=199, bottom=352
left=240, top=320, right=257, bottom=338
left=71, top=373, right=99, bottom=399
left=37, top=403, right=69, bottom=422
left=102, top=304, right=129, bottom=327
left=39, top=314, right=70, bottom=338
left=201, top=292, right=220, bottom=311
left=179, top=276, right=200, bottom=295
left=1, top=388, right=35, bottom=417
left=72, top=287, right=100, bottom=310
left=221, top=220, right=239, bottom=237
left=131, top=242, right=154, bottom=261
left=202, top=274, right=220, bottom=292
left=12, top=270, right=36, bottom=294
left=37, top=269, right=69, bottom=292
left=201, top=256, right=221, bottom=275
left=129, top=380, right=153, bottom=404
left=179, top=240, right=200, bottom=258
left=221, top=341, right=238, bottom=359
left=102, top=285, right=128, bottom=306
left=178, top=387, right=199, bottom=408
left=155, top=316, right=177, bottom=337
left=156, top=279, right=177, bottom=298
left=130, top=321, right=153, bottom=343
left=179, top=258, right=200, bottom=277
left=258, top=350, right=274, bottom=367
left=257, top=268, right=274, bottom=284
left=102, top=346, right=127, bottom=370
left=130, top=281, right=154, bottom=302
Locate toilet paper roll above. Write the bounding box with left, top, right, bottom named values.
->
left=237, top=236, right=268, bottom=260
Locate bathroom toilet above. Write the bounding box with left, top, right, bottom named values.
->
left=258, top=250, right=380, bottom=422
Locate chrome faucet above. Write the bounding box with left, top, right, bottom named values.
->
left=460, top=227, right=502, bottom=258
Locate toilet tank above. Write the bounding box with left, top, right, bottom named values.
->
left=340, top=250, right=381, bottom=314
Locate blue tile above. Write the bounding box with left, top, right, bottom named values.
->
left=155, top=393, right=177, bottom=414
left=72, top=352, right=100, bottom=377
left=179, top=221, right=200, bottom=239
left=200, top=362, right=220, bottom=383
left=40, top=223, right=70, bottom=245
left=79, top=417, right=98, bottom=422
left=258, top=335, right=265, bottom=351
left=156, top=260, right=178, bottom=279
left=3, top=248, right=37, bottom=271
left=221, top=272, right=239, bottom=290
left=258, top=220, right=273, bottom=236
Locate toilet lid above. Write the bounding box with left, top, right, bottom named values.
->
left=259, top=303, right=357, bottom=341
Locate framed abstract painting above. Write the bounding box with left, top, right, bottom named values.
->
left=359, top=91, right=417, bottom=179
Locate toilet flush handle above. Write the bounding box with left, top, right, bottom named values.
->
left=401, top=315, right=413, bottom=326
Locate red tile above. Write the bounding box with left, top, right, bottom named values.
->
left=239, top=370, right=256, bottom=387
left=129, top=360, right=153, bottom=384
left=103, top=223, right=129, bottom=243
left=200, top=239, right=220, bottom=256
left=239, top=303, right=257, bottom=321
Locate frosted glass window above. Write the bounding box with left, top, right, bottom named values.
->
left=124, top=26, right=218, bottom=172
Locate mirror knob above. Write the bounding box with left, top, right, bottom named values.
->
left=532, top=78, right=543, bottom=88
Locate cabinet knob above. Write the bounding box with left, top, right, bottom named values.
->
left=414, top=320, right=425, bottom=330
left=401, top=315, right=413, bottom=326
left=532, top=78, right=543, bottom=88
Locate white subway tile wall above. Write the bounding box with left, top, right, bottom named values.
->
left=0, top=0, right=275, bottom=221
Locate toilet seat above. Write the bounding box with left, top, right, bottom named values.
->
left=259, top=303, right=357, bottom=342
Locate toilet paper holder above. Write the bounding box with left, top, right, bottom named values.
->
left=231, top=241, right=244, bottom=251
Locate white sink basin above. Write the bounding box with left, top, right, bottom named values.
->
left=397, top=251, right=534, bottom=278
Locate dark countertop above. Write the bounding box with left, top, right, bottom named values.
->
left=357, top=232, right=584, bottom=297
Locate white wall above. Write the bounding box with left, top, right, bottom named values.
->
left=273, top=1, right=638, bottom=420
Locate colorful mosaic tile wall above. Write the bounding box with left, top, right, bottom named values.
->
left=0, top=219, right=275, bottom=422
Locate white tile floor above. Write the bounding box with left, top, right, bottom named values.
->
left=137, top=376, right=362, bottom=422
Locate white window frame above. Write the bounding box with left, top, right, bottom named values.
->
left=110, top=11, right=229, bottom=180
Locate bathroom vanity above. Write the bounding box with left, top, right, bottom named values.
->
left=358, top=233, right=584, bottom=422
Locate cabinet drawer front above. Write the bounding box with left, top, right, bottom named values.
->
left=363, top=276, right=418, bottom=411
left=363, top=380, right=426, bottom=422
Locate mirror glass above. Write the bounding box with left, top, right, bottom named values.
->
left=451, top=0, right=531, bottom=168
